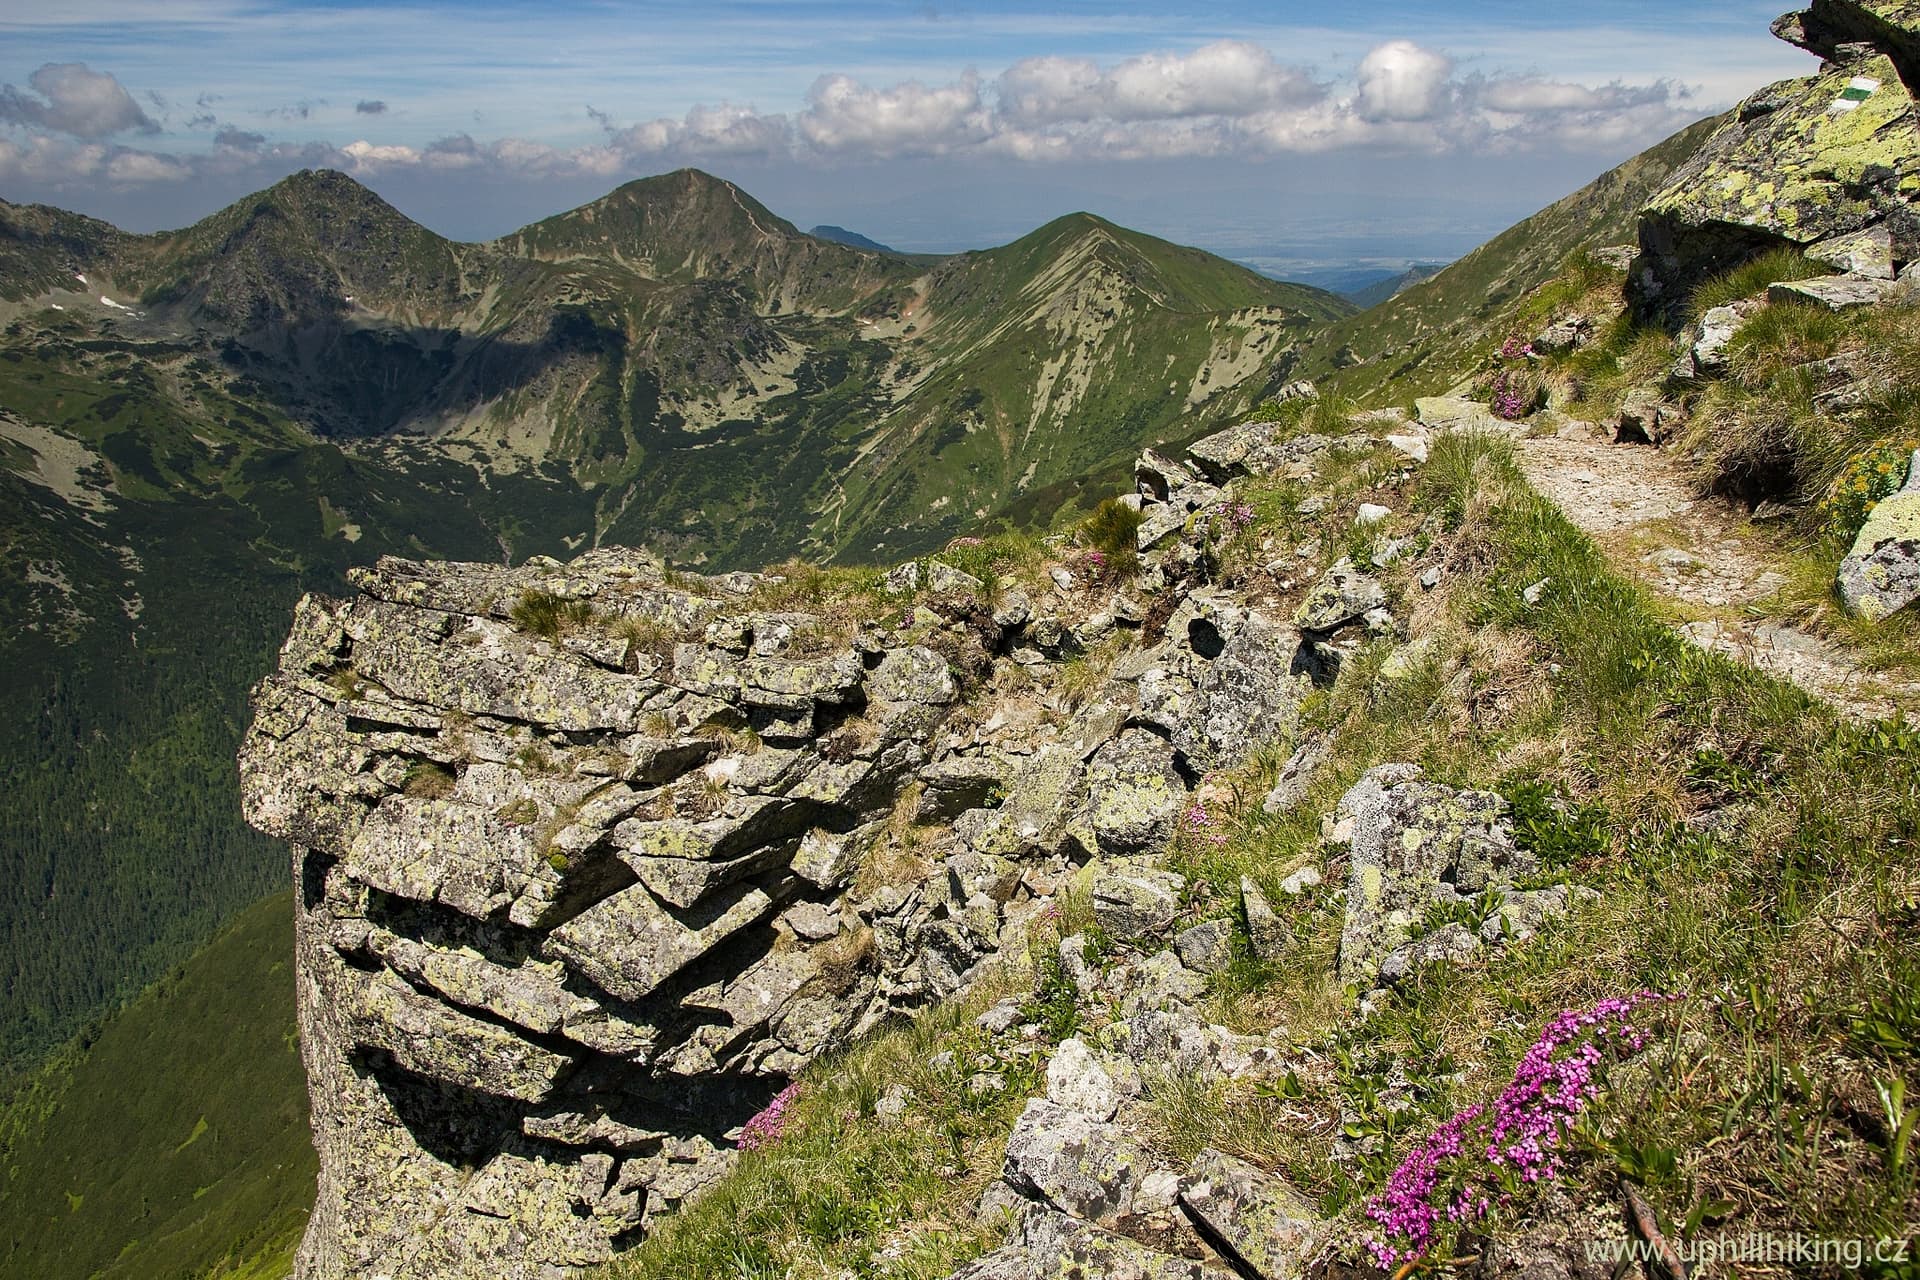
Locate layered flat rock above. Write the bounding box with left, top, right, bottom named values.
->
left=545, top=879, right=787, bottom=1003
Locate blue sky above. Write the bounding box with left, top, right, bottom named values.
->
left=0, top=1, right=1813, bottom=272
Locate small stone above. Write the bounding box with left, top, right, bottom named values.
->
left=1294, top=559, right=1387, bottom=633
left=1092, top=866, right=1185, bottom=939
left=1418, top=566, right=1442, bottom=591
left=1262, top=734, right=1329, bottom=815
left=1378, top=921, right=1483, bottom=984
left=1279, top=865, right=1322, bottom=896
left=876, top=1083, right=912, bottom=1127
left=928, top=561, right=985, bottom=595
left=992, top=590, right=1034, bottom=630
left=1174, top=918, right=1234, bottom=974
left=1768, top=274, right=1893, bottom=311
left=1355, top=503, right=1391, bottom=525
left=883, top=562, right=921, bottom=595
left=1522, top=578, right=1549, bottom=605
left=977, top=998, right=1025, bottom=1035
left=1049, top=566, right=1077, bottom=592
left=1046, top=1038, right=1121, bottom=1121
left=1385, top=434, right=1429, bottom=463
left=968, top=1072, right=1007, bottom=1096
left=781, top=901, right=840, bottom=941
left=1241, top=877, right=1289, bottom=961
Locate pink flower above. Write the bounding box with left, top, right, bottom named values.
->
left=1363, top=991, right=1682, bottom=1266
left=738, top=1081, right=802, bottom=1152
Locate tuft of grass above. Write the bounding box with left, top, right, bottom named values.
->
left=1687, top=246, right=1824, bottom=321
left=400, top=760, right=456, bottom=800
left=1078, top=498, right=1144, bottom=576
left=611, top=615, right=680, bottom=667
left=510, top=589, right=596, bottom=639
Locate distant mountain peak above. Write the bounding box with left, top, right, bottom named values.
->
left=808, top=224, right=899, bottom=255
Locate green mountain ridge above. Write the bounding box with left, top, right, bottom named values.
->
left=0, top=167, right=1346, bottom=1082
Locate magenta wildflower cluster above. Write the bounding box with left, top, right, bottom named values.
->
left=1215, top=499, right=1258, bottom=535
left=1489, top=334, right=1538, bottom=421
left=1181, top=799, right=1230, bottom=846
left=737, top=1080, right=802, bottom=1152
left=1364, top=990, right=1682, bottom=1268
left=1489, top=373, right=1529, bottom=422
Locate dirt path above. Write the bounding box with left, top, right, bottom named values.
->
left=1515, top=427, right=1920, bottom=723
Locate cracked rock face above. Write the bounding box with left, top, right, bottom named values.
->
left=1632, top=8, right=1920, bottom=316
left=239, top=551, right=1010, bottom=1280
left=240, top=532, right=1319, bottom=1279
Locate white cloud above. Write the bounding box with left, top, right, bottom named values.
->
left=798, top=72, right=991, bottom=156
left=1000, top=40, right=1322, bottom=124
left=0, top=63, right=158, bottom=138
left=340, top=139, right=421, bottom=168
left=0, top=37, right=1717, bottom=202
left=1355, top=40, right=1454, bottom=122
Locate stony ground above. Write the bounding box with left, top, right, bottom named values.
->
left=1516, top=423, right=1920, bottom=723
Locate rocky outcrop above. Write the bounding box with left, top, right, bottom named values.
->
left=241, top=475, right=1322, bottom=1276
left=1631, top=7, right=1920, bottom=316
left=1325, top=765, right=1587, bottom=986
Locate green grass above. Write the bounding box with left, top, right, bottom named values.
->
left=1686, top=246, right=1825, bottom=321
left=1283, top=115, right=1722, bottom=406
left=0, top=893, right=312, bottom=1280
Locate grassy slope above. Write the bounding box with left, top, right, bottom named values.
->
left=0, top=892, right=310, bottom=1280
left=598, top=422, right=1920, bottom=1280
left=1286, top=115, right=1723, bottom=405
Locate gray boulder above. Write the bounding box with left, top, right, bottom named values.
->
left=1085, top=729, right=1187, bottom=854
left=1046, top=1038, right=1123, bottom=1121
left=1174, top=919, right=1234, bottom=974
left=1015, top=1205, right=1212, bottom=1280
left=1294, top=560, right=1386, bottom=634
left=1240, top=878, right=1290, bottom=962
left=1001, top=1099, right=1153, bottom=1225
left=1177, top=1147, right=1320, bottom=1280
left=1092, top=866, right=1186, bottom=940
left=1331, top=766, right=1531, bottom=984
left=1838, top=451, right=1920, bottom=619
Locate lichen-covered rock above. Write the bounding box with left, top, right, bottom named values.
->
left=1085, top=729, right=1186, bottom=854
left=1014, top=1205, right=1213, bottom=1280
left=1173, top=919, right=1234, bottom=974
left=1769, top=273, right=1896, bottom=308
left=1092, top=866, right=1185, bottom=939
left=1332, top=766, right=1533, bottom=984
left=1046, top=1038, right=1123, bottom=1121
left=1177, top=1148, right=1320, bottom=1280
left=1295, top=559, right=1388, bottom=634
left=244, top=546, right=1118, bottom=1280
left=1632, top=39, right=1920, bottom=317
left=1001, top=1099, right=1155, bottom=1225
left=1240, top=878, right=1290, bottom=962
left=1839, top=452, right=1920, bottom=617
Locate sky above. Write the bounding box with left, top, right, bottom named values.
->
left=0, top=1, right=1815, bottom=276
